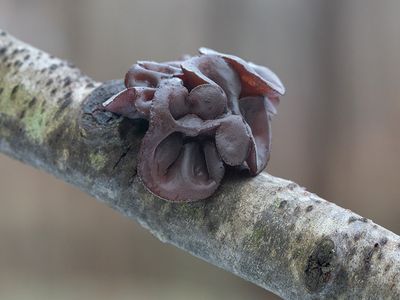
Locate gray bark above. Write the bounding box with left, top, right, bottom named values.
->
left=0, top=30, right=399, bottom=300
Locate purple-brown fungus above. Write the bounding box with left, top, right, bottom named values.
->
left=103, top=48, right=285, bottom=202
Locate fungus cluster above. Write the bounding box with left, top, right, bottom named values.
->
left=103, top=48, right=285, bottom=202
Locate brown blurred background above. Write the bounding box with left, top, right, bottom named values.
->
left=0, top=0, right=399, bottom=299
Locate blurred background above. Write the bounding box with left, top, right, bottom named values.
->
left=0, top=0, right=399, bottom=299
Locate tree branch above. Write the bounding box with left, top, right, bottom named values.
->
left=0, top=30, right=399, bottom=300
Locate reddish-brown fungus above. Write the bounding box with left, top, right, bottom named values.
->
left=215, top=115, right=251, bottom=166
left=103, top=87, right=156, bottom=119
left=240, top=96, right=271, bottom=174
left=199, top=47, right=285, bottom=97
left=180, top=54, right=241, bottom=114
left=125, top=63, right=180, bottom=88
left=187, top=84, right=227, bottom=120
left=137, top=61, right=182, bottom=75
left=102, top=48, right=284, bottom=202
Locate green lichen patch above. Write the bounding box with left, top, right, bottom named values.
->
left=156, top=200, right=207, bottom=225
left=176, top=202, right=206, bottom=220
left=0, top=79, right=68, bottom=143
left=249, top=225, right=267, bottom=249
left=89, top=152, right=107, bottom=171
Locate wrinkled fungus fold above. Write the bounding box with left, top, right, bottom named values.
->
left=103, top=48, right=285, bottom=202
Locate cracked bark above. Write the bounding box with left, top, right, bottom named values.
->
left=0, top=30, right=399, bottom=300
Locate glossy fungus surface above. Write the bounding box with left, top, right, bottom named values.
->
left=103, top=48, right=285, bottom=202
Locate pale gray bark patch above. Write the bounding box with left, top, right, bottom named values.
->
left=0, top=30, right=399, bottom=300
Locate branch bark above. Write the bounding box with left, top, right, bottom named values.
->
left=0, top=30, right=399, bottom=300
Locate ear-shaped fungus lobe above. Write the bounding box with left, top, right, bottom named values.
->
left=215, top=115, right=251, bottom=166
left=187, top=84, right=227, bottom=120
left=137, top=86, right=225, bottom=202
left=199, top=47, right=285, bottom=99
left=168, top=85, right=190, bottom=119
left=240, top=97, right=271, bottom=175
left=125, top=62, right=182, bottom=88
left=102, top=87, right=155, bottom=119
left=248, top=62, right=283, bottom=113
left=180, top=55, right=241, bottom=114
left=140, top=135, right=225, bottom=202
left=137, top=61, right=182, bottom=75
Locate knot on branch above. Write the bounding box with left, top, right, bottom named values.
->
left=102, top=48, right=285, bottom=202
left=304, top=238, right=337, bottom=292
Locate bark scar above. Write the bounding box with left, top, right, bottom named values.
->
left=304, top=237, right=336, bottom=292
